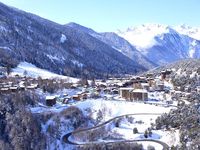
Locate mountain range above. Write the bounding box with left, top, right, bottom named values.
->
left=0, top=2, right=148, bottom=78
left=0, top=2, right=200, bottom=78
left=118, top=24, right=200, bottom=65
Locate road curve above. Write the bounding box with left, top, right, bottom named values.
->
left=62, top=113, right=169, bottom=150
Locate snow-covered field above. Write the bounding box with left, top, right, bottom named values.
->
left=11, top=62, right=79, bottom=82
left=70, top=99, right=177, bottom=149
left=30, top=95, right=178, bottom=150
left=75, top=99, right=172, bottom=119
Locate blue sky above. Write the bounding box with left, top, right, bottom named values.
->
left=0, top=0, right=200, bottom=32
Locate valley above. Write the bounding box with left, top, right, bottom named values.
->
left=1, top=59, right=199, bottom=149
left=0, top=1, right=200, bottom=150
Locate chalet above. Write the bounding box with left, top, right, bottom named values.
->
left=0, top=87, right=10, bottom=94
left=130, top=89, right=148, bottom=101
left=119, top=87, right=148, bottom=101
left=46, top=96, right=56, bottom=106
left=10, top=86, right=18, bottom=92
left=119, top=88, right=134, bottom=100
left=19, top=85, right=25, bottom=91
left=72, top=95, right=81, bottom=101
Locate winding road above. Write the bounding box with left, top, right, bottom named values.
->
left=62, top=113, right=170, bottom=150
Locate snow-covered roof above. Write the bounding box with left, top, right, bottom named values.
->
left=11, top=62, right=79, bottom=83
left=9, top=87, right=18, bottom=89
left=46, top=96, right=56, bottom=100
left=141, top=83, right=149, bottom=86
left=132, top=89, right=148, bottom=93
left=119, top=87, right=134, bottom=90
left=0, top=88, right=9, bottom=90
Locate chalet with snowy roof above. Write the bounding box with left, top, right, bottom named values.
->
left=72, top=95, right=81, bottom=101
left=10, top=86, right=18, bottom=92
left=19, top=85, right=25, bottom=91
left=0, top=87, right=10, bottom=94
left=46, top=96, right=56, bottom=106
left=119, top=88, right=148, bottom=101
left=119, top=87, right=134, bottom=100
left=130, top=89, right=148, bottom=101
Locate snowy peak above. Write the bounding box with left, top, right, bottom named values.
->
left=116, top=23, right=200, bottom=65
left=117, top=24, right=170, bottom=49
left=174, top=24, right=200, bottom=40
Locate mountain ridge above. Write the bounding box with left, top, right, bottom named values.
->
left=117, top=23, right=200, bottom=65
left=66, top=22, right=156, bottom=69
left=0, top=2, right=147, bottom=78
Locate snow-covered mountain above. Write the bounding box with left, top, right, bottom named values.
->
left=175, top=24, right=200, bottom=40
left=0, top=2, right=147, bottom=78
left=117, top=24, right=200, bottom=65
left=67, top=22, right=156, bottom=69
left=117, top=24, right=169, bottom=50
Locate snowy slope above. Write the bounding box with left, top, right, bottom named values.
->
left=11, top=62, right=79, bottom=82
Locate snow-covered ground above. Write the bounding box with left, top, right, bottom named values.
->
left=75, top=99, right=172, bottom=120
left=11, top=62, right=79, bottom=82
left=75, top=99, right=178, bottom=149
left=30, top=95, right=177, bottom=150
left=111, top=115, right=179, bottom=149
left=28, top=77, right=178, bottom=149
